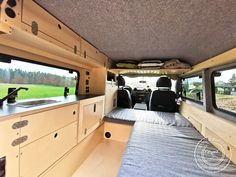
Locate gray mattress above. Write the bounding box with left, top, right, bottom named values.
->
left=118, top=122, right=236, bottom=177
left=105, top=108, right=192, bottom=127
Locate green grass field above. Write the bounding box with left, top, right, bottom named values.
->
left=0, top=84, right=76, bottom=100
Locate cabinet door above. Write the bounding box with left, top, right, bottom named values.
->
left=20, top=104, right=77, bottom=146
left=82, top=100, right=103, bottom=137
left=78, top=97, right=104, bottom=141
left=20, top=122, right=77, bottom=177
left=81, top=40, right=107, bottom=66
left=0, top=117, right=21, bottom=177
left=21, top=1, right=81, bottom=54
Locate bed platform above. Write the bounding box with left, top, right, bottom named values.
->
left=105, top=108, right=192, bottom=127
left=118, top=122, right=236, bottom=177
left=105, top=108, right=236, bottom=176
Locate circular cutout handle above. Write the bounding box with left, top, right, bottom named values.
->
left=105, top=132, right=111, bottom=138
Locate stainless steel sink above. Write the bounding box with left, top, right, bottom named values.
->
left=14, top=99, right=60, bottom=108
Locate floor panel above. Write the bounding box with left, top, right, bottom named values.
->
left=72, top=140, right=126, bottom=177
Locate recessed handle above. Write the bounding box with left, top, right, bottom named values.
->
left=54, top=133, right=58, bottom=138
left=94, top=104, right=96, bottom=112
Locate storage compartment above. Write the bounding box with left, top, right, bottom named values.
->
left=20, top=104, right=78, bottom=146
left=0, top=118, right=20, bottom=177
left=81, top=40, right=107, bottom=66
left=82, top=101, right=103, bottom=136
left=104, top=122, right=133, bottom=142
left=21, top=1, right=81, bottom=54
left=78, top=96, right=104, bottom=141
left=19, top=122, right=77, bottom=177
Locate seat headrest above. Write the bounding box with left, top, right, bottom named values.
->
left=156, top=77, right=172, bottom=87
left=117, top=75, right=125, bottom=86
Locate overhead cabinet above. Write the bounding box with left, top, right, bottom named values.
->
left=21, top=0, right=81, bottom=54
left=81, top=40, right=108, bottom=66
left=0, top=0, right=109, bottom=68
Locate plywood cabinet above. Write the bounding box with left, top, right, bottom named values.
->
left=0, top=117, right=21, bottom=177
left=105, top=82, right=117, bottom=114
left=19, top=122, right=77, bottom=177
left=78, top=96, right=105, bottom=141
left=21, top=0, right=81, bottom=54
left=81, top=40, right=107, bottom=66
left=20, top=104, right=78, bottom=146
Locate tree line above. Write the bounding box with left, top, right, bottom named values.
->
left=0, top=69, right=76, bottom=87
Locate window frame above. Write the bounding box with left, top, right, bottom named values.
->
left=211, top=66, right=236, bottom=117
left=0, top=54, right=80, bottom=97
left=181, top=74, right=204, bottom=105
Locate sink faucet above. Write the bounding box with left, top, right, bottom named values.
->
left=0, top=87, right=29, bottom=107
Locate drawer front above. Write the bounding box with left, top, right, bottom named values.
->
left=21, top=1, right=80, bottom=54
left=20, top=122, right=77, bottom=177
left=21, top=104, right=78, bottom=146
left=0, top=118, right=21, bottom=177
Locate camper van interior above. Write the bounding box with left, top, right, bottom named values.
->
left=0, top=1, right=236, bottom=177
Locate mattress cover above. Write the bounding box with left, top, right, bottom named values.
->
left=105, top=108, right=192, bottom=127
left=118, top=122, right=236, bottom=177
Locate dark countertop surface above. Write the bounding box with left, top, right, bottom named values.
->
left=0, top=94, right=103, bottom=120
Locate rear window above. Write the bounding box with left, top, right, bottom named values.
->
left=213, top=68, right=236, bottom=114
left=0, top=59, right=78, bottom=100
left=182, top=76, right=203, bottom=102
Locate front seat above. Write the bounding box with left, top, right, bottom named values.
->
left=117, top=75, right=133, bottom=108
left=149, top=77, right=177, bottom=112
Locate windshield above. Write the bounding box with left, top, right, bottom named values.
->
left=123, top=76, right=176, bottom=91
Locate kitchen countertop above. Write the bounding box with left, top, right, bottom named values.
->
left=0, top=94, right=103, bottom=120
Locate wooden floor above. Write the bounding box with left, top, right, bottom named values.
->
left=72, top=139, right=126, bottom=177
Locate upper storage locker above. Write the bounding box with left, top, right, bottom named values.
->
left=21, top=0, right=81, bottom=55
left=0, top=0, right=108, bottom=68
left=81, top=39, right=108, bottom=67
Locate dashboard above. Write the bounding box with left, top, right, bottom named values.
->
left=131, top=88, right=152, bottom=104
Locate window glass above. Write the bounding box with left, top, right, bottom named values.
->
left=182, top=76, right=203, bottom=102
left=213, top=68, right=236, bottom=114
left=0, top=59, right=78, bottom=100
left=123, top=76, right=176, bottom=91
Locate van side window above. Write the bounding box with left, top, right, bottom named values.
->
left=0, top=59, right=78, bottom=100
left=182, top=76, right=203, bottom=102
left=213, top=68, right=236, bottom=114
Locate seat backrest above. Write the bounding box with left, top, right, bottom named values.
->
left=149, top=90, right=177, bottom=112
left=117, top=89, right=133, bottom=108
left=116, top=75, right=133, bottom=108
left=149, top=77, right=177, bottom=112
left=123, top=86, right=132, bottom=94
